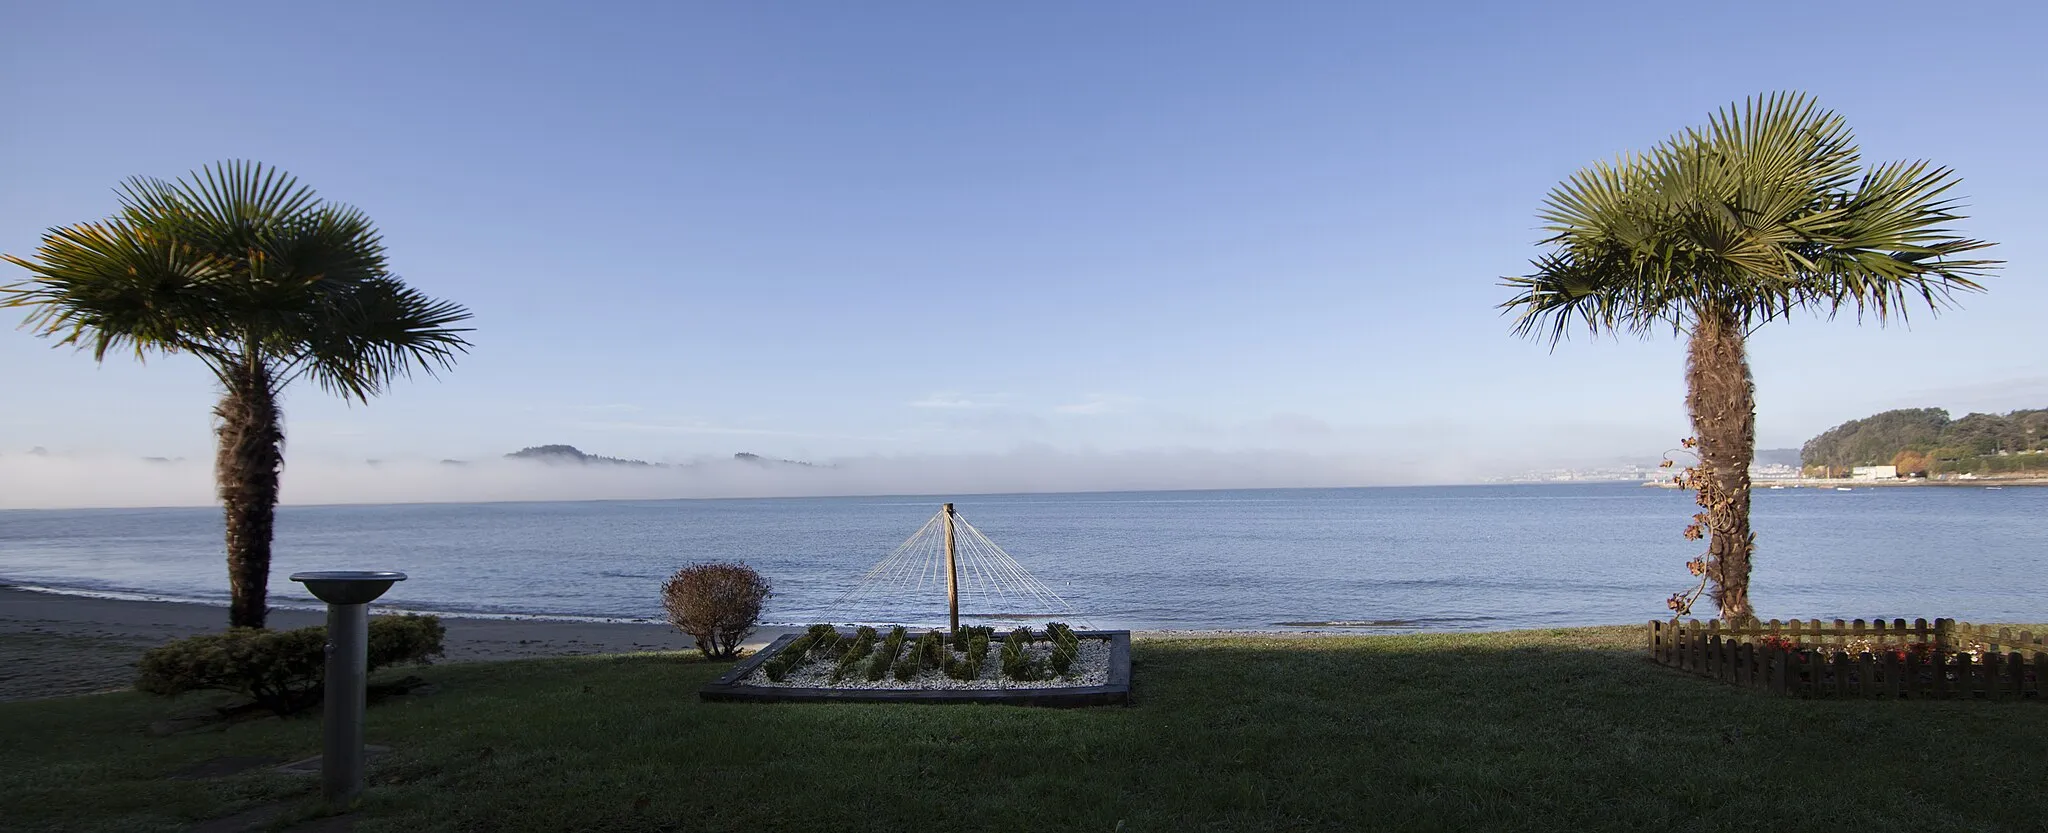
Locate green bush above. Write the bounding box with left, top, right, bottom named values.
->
left=891, top=648, right=920, bottom=682
left=370, top=614, right=448, bottom=669
left=968, top=630, right=991, bottom=666
left=1000, top=628, right=1039, bottom=682
left=941, top=626, right=996, bottom=680
left=806, top=624, right=842, bottom=661
left=944, top=644, right=977, bottom=681
left=763, top=630, right=824, bottom=682
left=135, top=614, right=445, bottom=716
left=948, top=626, right=987, bottom=650
left=1045, top=622, right=1079, bottom=676
left=831, top=627, right=878, bottom=682
left=916, top=631, right=945, bottom=671
left=867, top=626, right=907, bottom=681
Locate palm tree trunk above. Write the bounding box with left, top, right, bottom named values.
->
left=216, top=360, right=284, bottom=629
left=1685, top=306, right=1757, bottom=622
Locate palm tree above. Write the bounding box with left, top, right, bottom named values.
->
left=1501, top=93, right=1998, bottom=621
left=3, top=161, right=471, bottom=628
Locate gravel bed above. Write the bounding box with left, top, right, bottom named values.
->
left=745, top=636, right=1111, bottom=690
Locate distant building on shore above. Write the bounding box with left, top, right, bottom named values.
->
left=1850, top=465, right=1898, bottom=481
left=1750, top=462, right=1800, bottom=480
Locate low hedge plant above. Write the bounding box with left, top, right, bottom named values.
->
left=1001, top=627, right=1039, bottom=682
left=135, top=614, right=446, bottom=717
left=1045, top=621, right=1080, bottom=676
left=831, top=626, right=879, bottom=682
left=917, top=630, right=945, bottom=671
left=867, top=626, right=907, bottom=681
left=764, top=629, right=825, bottom=682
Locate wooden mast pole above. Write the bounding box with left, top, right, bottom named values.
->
left=943, top=503, right=959, bottom=635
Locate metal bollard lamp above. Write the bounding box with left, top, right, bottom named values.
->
left=289, top=570, right=407, bottom=807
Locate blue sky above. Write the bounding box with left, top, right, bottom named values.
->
left=3, top=2, right=2043, bottom=489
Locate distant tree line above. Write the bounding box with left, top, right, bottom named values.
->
left=1800, top=408, right=2048, bottom=476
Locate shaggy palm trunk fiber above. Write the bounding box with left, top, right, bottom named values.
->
left=1685, top=307, right=1757, bottom=622
left=216, top=361, right=285, bottom=629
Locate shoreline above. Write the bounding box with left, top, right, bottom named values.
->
left=1644, top=477, right=2048, bottom=489
left=0, top=585, right=1628, bottom=702
left=0, top=580, right=1507, bottom=636
left=0, top=585, right=803, bottom=702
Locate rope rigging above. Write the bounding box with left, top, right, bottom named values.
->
left=835, top=504, right=1079, bottom=624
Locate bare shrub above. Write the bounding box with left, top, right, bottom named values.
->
left=662, top=562, right=771, bottom=660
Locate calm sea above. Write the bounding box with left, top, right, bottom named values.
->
left=1, top=484, right=2040, bottom=631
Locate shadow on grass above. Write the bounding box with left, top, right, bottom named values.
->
left=3, top=636, right=2045, bottom=833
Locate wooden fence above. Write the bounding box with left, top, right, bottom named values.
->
left=1647, top=618, right=2045, bottom=700
left=1649, top=617, right=2048, bottom=655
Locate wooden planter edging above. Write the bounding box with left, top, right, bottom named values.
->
left=700, top=630, right=1132, bottom=707
left=1648, top=618, right=2045, bottom=700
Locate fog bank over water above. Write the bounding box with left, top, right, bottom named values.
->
left=0, top=448, right=1532, bottom=510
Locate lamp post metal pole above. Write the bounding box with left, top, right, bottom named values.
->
left=290, top=570, right=406, bottom=809
left=323, top=600, right=370, bottom=806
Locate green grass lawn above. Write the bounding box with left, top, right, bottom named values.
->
left=3, top=626, right=2044, bottom=832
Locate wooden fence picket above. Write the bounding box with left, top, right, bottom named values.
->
left=1692, top=623, right=1705, bottom=675
left=1644, top=618, right=2041, bottom=702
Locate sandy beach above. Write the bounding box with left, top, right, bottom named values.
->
left=0, top=586, right=804, bottom=702
left=0, top=585, right=1317, bottom=702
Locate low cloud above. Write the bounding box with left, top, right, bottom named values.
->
left=0, top=446, right=1520, bottom=510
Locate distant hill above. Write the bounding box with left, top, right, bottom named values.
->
left=1801, top=408, right=2048, bottom=475
left=506, top=445, right=653, bottom=466
left=503, top=446, right=820, bottom=468
left=733, top=452, right=818, bottom=468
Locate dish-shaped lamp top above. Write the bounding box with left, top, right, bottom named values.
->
left=289, top=571, right=407, bottom=605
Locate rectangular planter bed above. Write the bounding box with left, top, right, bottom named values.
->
left=700, top=629, right=1131, bottom=707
